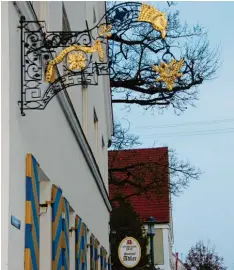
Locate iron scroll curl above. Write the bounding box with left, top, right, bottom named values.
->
left=19, top=2, right=169, bottom=115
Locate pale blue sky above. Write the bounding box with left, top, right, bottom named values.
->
left=113, top=1, right=234, bottom=268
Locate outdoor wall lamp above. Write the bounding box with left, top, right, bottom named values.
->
left=17, top=2, right=169, bottom=116
left=146, top=216, right=156, bottom=269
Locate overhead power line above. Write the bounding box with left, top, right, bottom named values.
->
left=140, top=127, right=234, bottom=138
left=136, top=118, right=234, bottom=130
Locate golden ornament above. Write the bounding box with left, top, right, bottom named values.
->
left=138, top=4, right=168, bottom=39
left=152, top=59, right=184, bottom=90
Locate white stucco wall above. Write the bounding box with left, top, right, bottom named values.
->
left=2, top=1, right=112, bottom=269
left=172, top=254, right=187, bottom=270
left=1, top=2, right=10, bottom=270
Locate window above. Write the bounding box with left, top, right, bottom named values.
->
left=94, top=109, right=98, bottom=156
left=82, top=87, right=88, bottom=137
left=93, top=7, right=97, bottom=23
left=102, top=136, right=105, bottom=178
left=154, top=228, right=164, bottom=265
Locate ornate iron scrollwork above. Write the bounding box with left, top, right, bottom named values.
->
left=18, top=2, right=168, bottom=116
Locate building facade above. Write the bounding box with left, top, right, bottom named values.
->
left=173, top=253, right=187, bottom=270
left=2, top=1, right=113, bottom=270
left=109, top=148, right=174, bottom=270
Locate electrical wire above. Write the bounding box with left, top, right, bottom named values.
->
left=135, top=118, right=234, bottom=130
left=138, top=127, right=234, bottom=138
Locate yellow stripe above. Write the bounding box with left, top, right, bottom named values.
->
left=26, top=154, right=32, bottom=178
left=31, top=215, right=39, bottom=268
left=25, top=248, right=32, bottom=270
left=54, top=233, right=65, bottom=269
left=31, top=164, right=40, bottom=216
left=52, top=261, right=56, bottom=270
left=51, top=184, right=58, bottom=202
left=53, top=198, right=63, bottom=240
left=25, top=201, right=32, bottom=224
left=65, top=248, right=69, bottom=268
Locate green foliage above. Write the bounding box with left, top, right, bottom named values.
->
left=110, top=200, right=150, bottom=270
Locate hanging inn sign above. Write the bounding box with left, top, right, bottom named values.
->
left=18, top=2, right=183, bottom=116
left=118, top=237, right=141, bottom=268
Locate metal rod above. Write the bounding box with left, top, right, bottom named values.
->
left=20, top=16, right=26, bottom=116
left=150, top=234, right=155, bottom=268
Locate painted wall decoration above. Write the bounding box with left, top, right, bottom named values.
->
left=25, top=154, right=40, bottom=270
left=63, top=197, right=70, bottom=269
left=51, top=185, right=70, bottom=270
left=75, top=215, right=88, bottom=270
left=90, top=234, right=95, bottom=270
left=82, top=223, right=88, bottom=270
left=100, top=247, right=107, bottom=270
left=94, top=238, right=100, bottom=270
left=24, top=155, right=110, bottom=270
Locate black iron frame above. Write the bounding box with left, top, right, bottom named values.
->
left=18, top=2, right=143, bottom=116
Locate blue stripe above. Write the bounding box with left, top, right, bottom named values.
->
left=52, top=190, right=62, bottom=222
left=26, top=176, right=40, bottom=244
left=32, top=156, right=40, bottom=199
left=62, top=217, right=69, bottom=266
left=25, top=224, right=32, bottom=248
left=64, top=199, right=69, bottom=222
left=26, top=226, right=38, bottom=270
left=53, top=216, right=63, bottom=258
left=30, top=184, right=40, bottom=244
left=75, top=219, right=82, bottom=243
left=64, top=200, right=70, bottom=259
left=26, top=176, right=32, bottom=201
left=63, top=249, right=68, bottom=270
left=77, top=243, right=82, bottom=262
left=57, top=248, right=63, bottom=269
left=64, top=221, right=69, bottom=258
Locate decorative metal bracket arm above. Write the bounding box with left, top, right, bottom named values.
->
left=18, top=2, right=168, bottom=116
left=18, top=16, right=111, bottom=116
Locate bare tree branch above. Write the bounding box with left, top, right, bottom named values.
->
left=109, top=121, right=202, bottom=203
left=107, top=2, right=220, bottom=114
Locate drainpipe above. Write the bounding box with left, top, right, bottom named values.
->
left=176, top=252, right=178, bottom=270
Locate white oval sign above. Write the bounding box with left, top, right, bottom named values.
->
left=118, top=237, right=141, bottom=268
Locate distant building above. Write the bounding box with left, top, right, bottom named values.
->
left=109, top=147, right=174, bottom=270
left=2, top=1, right=113, bottom=270
left=173, top=253, right=187, bottom=270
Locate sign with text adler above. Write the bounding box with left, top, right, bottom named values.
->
left=118, top=237, right=141, bottom=268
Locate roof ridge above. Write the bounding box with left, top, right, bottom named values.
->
left=108, top=146, right=168, bottom=152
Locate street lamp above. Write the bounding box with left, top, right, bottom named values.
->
left=147, top=216, right=156, bottom=269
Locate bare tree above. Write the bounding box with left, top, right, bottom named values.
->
left=109, top=121, right=202, bottom=203
left=107, top=2, right=219, bottom=114
left=185, top=240, right=227, bottom=270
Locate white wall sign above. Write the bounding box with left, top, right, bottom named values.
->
left=118, top=237, right=141, bottom=268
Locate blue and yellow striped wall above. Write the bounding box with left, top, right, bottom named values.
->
left=75, top=215, right=88, bottom=270
left=25, top=154, right=40, bottom=270
left=51, top=185, right=70, bottom=270
left=24, top=155, right=110, bottom=270
left=63, top=197, right=70, bottom=270
left=75, top=215, right=83, bottom=270
left=94, top=238, right=100, bottom=270
left=90, top=234, right=95, bottom=270
left=81, top=222, right=88, bottom=270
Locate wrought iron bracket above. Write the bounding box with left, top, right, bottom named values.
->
left=18, top=2, right=167, bottom=115
left=18, top=15, right=112, bottom=116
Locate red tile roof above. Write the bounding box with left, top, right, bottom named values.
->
left=109, top=147, right=170, bottom=224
